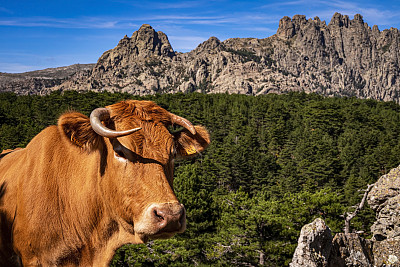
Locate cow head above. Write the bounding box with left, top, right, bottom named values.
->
left=58, top=100, right=210, bottom=242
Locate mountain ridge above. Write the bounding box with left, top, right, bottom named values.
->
left=0, top=64, right=94, bottom=95
left=2, top=13, right=400, bottom=102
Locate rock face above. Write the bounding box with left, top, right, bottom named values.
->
left=367, top=165, right=400, bottom=266
left=290, top=218, right=333, bottom=267
left=329, top=233, right=373, bottom=266
left=368, top=166, right=400, bottom=241
left=291, top=165, right=400, bottom=266
left=372, top=238, right=400, bottom=266
left=50, top=24, right=267, bottom=95
left=290, top=220, right=373, bottom=267
left=271, top=13, right=400, bottom=102
left=3, top=13, right=400, bottom=102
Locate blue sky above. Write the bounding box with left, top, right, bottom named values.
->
left=1, top=0, right=399, bottom=73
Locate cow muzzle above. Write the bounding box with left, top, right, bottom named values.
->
left=151, top=203, right=186, bottom=235
left=135, top=202, right=186, bottom=239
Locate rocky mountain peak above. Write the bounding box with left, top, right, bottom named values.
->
left=109, top=24, right=175, bottom=60
left=277, top=13, right=368, bottom=40
left=192, top=36, right=224, bottom=54
left=292, top=14, right=307, bottom=26
left=93, top=24, right=175, bottom=73
left=328, top=12, right=350, bottom=27
left=128, top=24, right=175, bottom=58
left=277, top=14, right=325, bottom=39
left=353, top=13, right=365, bottom=24
left=328, top=12, right=365, bottom=28
left=276, top=16, right=296, bottom=39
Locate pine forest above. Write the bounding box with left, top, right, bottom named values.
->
left=1, top=91, right=400, bottom=265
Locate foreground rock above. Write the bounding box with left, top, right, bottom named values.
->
left=372, top=238, right=400, bottom=266
left=3, top=13, right=400, bottom=103
left=290, top=219, right=373, bottom=266
left=291, top=165, right=400, bottom=266
left=367, top=165, right=400, bottom=266
left=290, top=218, right=332, bottom=267
left=330, top=233, right=373, bottom=266
left=368, top=166, right=400, bottom=241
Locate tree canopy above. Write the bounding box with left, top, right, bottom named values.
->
left=1, top=91, right=400, bottom=265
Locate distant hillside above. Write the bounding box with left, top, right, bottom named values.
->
left=2, top=13, right=400, bottom=102
left=0, top=64, right=94, bottom=95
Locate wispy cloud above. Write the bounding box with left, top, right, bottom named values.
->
left=168, top=35, right=209, bottom=51
left=242, top=27, right=277, bottom=34
left=0, top=17, right=120, bottom=29
left=0, top=15, right=234, bottom=29
left=151, top=1, right=204, bottom=9
left=146, top=15, right=223, bottom=20
left=169, top=36, right=208, bottom=42
left=0, top=62, right=39, bottom=73
left=143, top=15, right=227, bottom=25
left=2, top=15, right=154, bottom=29
left=260, top=0, right=310, bottom=9
left=0, top=7, right=13, bottom=14
left=146, top=13, right=281, bottom=26
left=116, top=0, right=210, bottom=10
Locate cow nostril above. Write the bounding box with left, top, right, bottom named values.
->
left=149, top=204, right=186, bottom=234
left=153, top=209, right=164, bottom=221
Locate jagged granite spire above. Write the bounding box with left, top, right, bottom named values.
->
left=95, top=24, right=175, bottom=71
left=129, top=24, right=175, bottom=58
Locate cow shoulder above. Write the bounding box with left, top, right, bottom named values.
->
left=0, top=147, right=23, bottom=159
left=174, top=125, right=210, bottom=159
left=58, top=111, right=102, bottom=151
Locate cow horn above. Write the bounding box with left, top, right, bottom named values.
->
left=169, top=113, right=196, bottom=135
left=90, top=108, right=142, bottom=138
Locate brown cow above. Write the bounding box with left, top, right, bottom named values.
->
left=0, top=100, right=210, bottom=266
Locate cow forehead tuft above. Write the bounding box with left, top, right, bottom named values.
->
left=107, top=100, right=172, bottom=124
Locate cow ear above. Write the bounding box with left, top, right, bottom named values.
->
left=174, top=125, right=210, bottom=159
left=58, top=112, right=102, bottom=151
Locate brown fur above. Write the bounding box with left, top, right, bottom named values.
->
left=0, top=100, right=210, bottom=266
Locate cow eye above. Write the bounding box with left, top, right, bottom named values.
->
left=114, top=148, right=126, bottom=159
